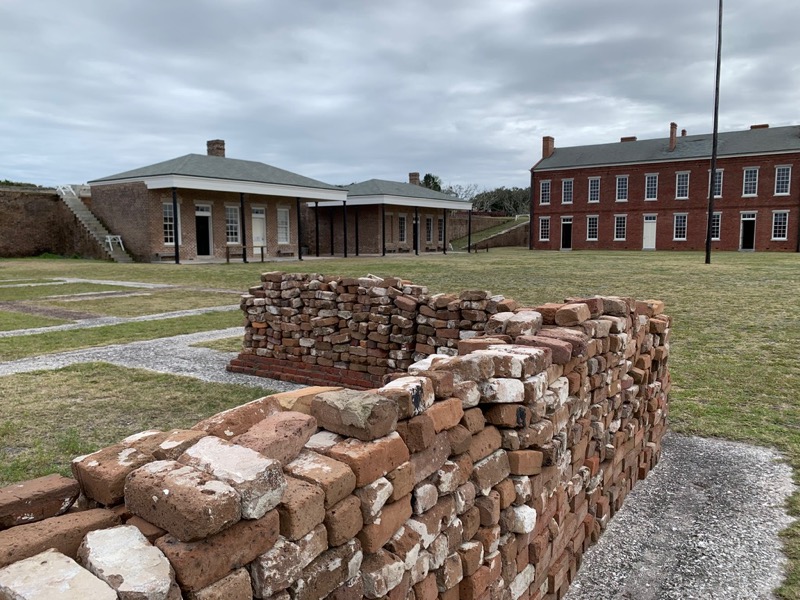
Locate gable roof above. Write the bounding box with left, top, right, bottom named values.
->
left=313, top=178, right=471, bottom=210
left=533, top=125, right=800, bottom=172
left=89, top=153, right=347, bottom=201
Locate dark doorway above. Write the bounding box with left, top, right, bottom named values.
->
left=195, top=205, right=212, bottom=256
left=561, top=219, right=573, bottom=250
left=740, top=215, right=756, bottom=251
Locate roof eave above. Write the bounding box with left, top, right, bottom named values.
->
left=315, top=194, right=471, bottom=210
left=89, top=174, right=348, bottom=202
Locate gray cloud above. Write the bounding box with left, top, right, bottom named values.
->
left=1, top=0, right=798, bottom=190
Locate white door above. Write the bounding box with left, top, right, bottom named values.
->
left=252, top=207, right=266, bottom=249
left=643, top=215, right=657, bottom=250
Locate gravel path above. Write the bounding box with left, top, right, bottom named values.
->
left=0, top=304, right=239, bottom=338
left=565, top=433, right=794, bottom=600
left=0, top=327, right=301, bottom=392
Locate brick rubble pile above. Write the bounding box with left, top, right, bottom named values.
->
left=0, top=276, right=670, bottom=600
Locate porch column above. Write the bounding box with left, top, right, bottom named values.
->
left=315, top=201, right=320, bottom=257
left=381, top=204, right=386, bottom=256
left=240, top=192, right=248, bottom=263
left=172, top=187, right=180, bottom=264
left=468, top=209, right=473, bottom=253
left=296, top=197, right=303, bottom=261
left=414, top=206, right=419, bottom=256
left=529, top=171, right=535, bottom=250
left=343, top=200, right=348, bottom=258
left=443, top=209, right=447, bottom=255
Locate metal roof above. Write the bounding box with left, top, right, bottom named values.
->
left=533, top=125, right=800, bottom=171
left=89, top=153, right=342, bottom=191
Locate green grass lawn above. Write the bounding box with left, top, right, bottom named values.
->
left=0, top=310, right=241, bottom=361
left=0, top=250, right=799, bottom=597
left=0, top=363, right=272, bottom=485
left=0, top=310, right=69, bottom=332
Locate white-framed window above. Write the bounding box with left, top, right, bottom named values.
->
left=710, top=212, right=721, bottom=241
left=540, top=180, right=551, bottom=205
left=709, top=169, right=723, bottom=198
left=162, top=203, right=180, bottom=245
left=772, top=211, right=789, bottom=240
left=277, top=207, right=290, bottom=244
left=539, top=216, right=550, bottom=241
left=438, top=217, right=444, bottom=243
left=775, top=166, right=791, bottom=195
left=225, top=205, right=240, bottom=244
left=614, top=214, right=626, bottom=240
left=616, top=175, right=628, bottom=202
left=588, top=177, right=600, bottom=203
left=561, top=179, right=573, bottom=204
left=645, top=174, right=658, bottom=201
left=398, top=215, right=407, bottom=243
left=673, top=213, right=687, bottom=241
left=676, top=172, right=690, bottom=199
left=742, top=167, right=759, bottom=197
left=425, top=216, right=433, bottom=243
left=586, top=215, right=598, bottom=241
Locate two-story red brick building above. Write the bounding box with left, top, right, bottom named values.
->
left=529, top=123, right=800, bottom=252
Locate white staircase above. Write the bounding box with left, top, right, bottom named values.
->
left=56, top=185, right=132, bottom=263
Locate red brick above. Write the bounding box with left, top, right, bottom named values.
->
left=0, top=508, right=120, bottom=568
left=191, top=395, right=282, bottom=440
left=156, top=510, right=279, bottom=592
left=278, top=476, right=326, bottom=540
left=325, top=495, right=363, bottom=546
left=358, top=494, right=412, bottom=554
left=507, top=450, right=544, bottom=476
left=233, top=410, right=317, bottom=465
left=285, top=449, right=357, bottom=509
left=426, top=398, right=465, bottom=432
left=0, top=474, right=79, bottom=528
left=326, top=433, right=410, bottom=487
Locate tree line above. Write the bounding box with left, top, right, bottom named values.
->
left=421, top=173, right=530, bottom=216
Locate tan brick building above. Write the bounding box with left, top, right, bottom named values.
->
left=88, top=140, right=347, bottom=262
left=306, top=173, right=472, bottom=256
left=530, top=124, right=800, bottom=252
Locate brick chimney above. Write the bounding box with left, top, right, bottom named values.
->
left=750, top=123, right=769, bottom=129
left=207, top=139, right=225, bottom=157
left=669, top=122, right=678, bottom=151
left=409, top=172, right=420, bottom=186
left=542, top=136, right=555, bottom=159
left=681, top=129, right=687, bottom=137
left=620, top=136, right=637, bottom=143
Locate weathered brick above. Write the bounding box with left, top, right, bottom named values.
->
left=72, top=443, right=154, bottom=506
left=410, top=432, right=451, bottom=485
left=326, top=433, right=410, bottom=487
left=361, top=549, right=406, bottom=599
left=125, top=460, right=241, bottom=542
left=377, top=376, right=435, bottom=419
left=285, top=449, right=356, bottom=509
left=278, top=476, right=326, bottom=540
left=425, top=397, right=464, bottom=432
left=554, top=303, right=591, bottom=327
left=325, top=495, right=363, bottom=546
left=269, top=386, right=342, bottom=414
left=311, top=389, right=398, bottom=441
left=191, top=395, right=282, bottom=440
left=0, top=474, right=79, bottom=528
left=471, top=450, right=511, bottom=494
left=398, top=413, right=436, bottom=453
left=185, top=568, right=252, bottom=600
left=233, top=411, right=317, bottom=465
left=250, top=536, right=302, bottom=597
left=0, top=508, right=120, bottom=568
left=386, top=461, right=415, bottom=502
left=354, top=477, right=393, bottom=524
left=358, top=494, right=412, bottom=554
left=78, top=524, right=175, bottom=599
left=290, top=539, right=363, bottom=600
left=468, top=426, right=502, bottom=463
left=0, top=549, right=116, bottom=599
left=156, top=510, right=279, bottom=592
left=178, top=436, right=286, bottom=519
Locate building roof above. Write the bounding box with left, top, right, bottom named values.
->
left=88, top=153, right=347, bottom=201
left=533, top=125, right=800, bottom=172
left=313, top=178, right=471, bottom=210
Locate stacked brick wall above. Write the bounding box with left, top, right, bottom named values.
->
left=0, top=188, right=108, bottom=259
left=0, top=277, right=670, bottom=599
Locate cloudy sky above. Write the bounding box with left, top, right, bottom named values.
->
left=2, top=1, right=799, bottom=191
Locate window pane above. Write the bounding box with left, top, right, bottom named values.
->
left=772, top=212, right=788, bottom=240
left=438, top=217, right=444, bottom=243
left=743, top=168, right=758, bottom=196
left=616, top=176, right=628, bottom=201
left=277, top=208, right=290, bottom=244
left=399, top=216, right=406, bottom=242
left=614, top=215, right=626, bottom=240
left=163, top=203, right=175, bottom=245
left=588, top=177, right=600, bottom=203
left=711, top=213, right=721, bottom=241
left=540, top=180, right=551, bottom=204
left=776, top=166, right=791, bottom=194
left=676, top=172, right=689, bottom=199
left=645, top=174, right=658, bottom=200
left=225, top=206, right=240, bottom=244
left=539, top=217, right=550, bottom=241
left=587, top=216, right=598, bottom=241
left=426, top=217, right=433, bottom=242
left=562, top=179, right=573, bottom=204
left=674, top=214, right=687, bottom=240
